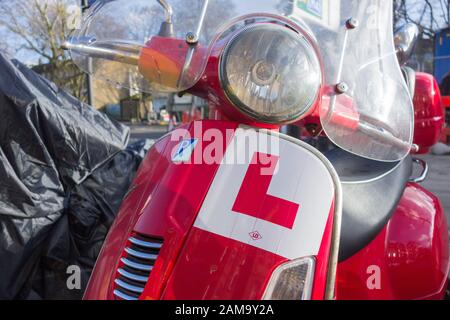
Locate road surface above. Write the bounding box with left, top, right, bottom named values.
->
left=128, top=123, right=168, bottom=143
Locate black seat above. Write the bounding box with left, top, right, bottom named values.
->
left=324, top=148, right=413, bottom=262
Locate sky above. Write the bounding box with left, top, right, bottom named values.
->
left=0, top=0, right=280, bottom=65
left=2, top=0, right=450, bottom=66
left=0, top=0, right=79, bottom=65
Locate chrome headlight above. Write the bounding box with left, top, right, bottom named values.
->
left=220, top=23, right=322, bottom=124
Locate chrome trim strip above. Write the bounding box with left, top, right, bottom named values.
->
left=117, top=268, right=149, bottom=283
left=156, top=0, right=173, bottom=23
left=113, top=289, right=138, bottom=301
left=258, top=128, right=343, bottom=300
left=125, top=247, right=158, bottom=260
left=114, top=279, right=144, bottom=294
left=129, top=237, right=162, bottom=249
left=120, top=258, right=153, bottom=272
left=62, top=40, right=140, bottom=65
left=410, top=158, right=429, bottom=183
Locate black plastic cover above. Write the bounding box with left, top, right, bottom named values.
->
left=0, top=54, right=151, bottom=299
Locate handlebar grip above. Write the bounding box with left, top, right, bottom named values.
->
left=323, top=93, right=411, bottom=152
left=62, top=40, right=141, bottom=66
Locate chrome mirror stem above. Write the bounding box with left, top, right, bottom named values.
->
left=156, top=0, right=174, bottom=37
left=157, top=0, right=173, bottom=23
left=394, top=23, right=419, bottom=65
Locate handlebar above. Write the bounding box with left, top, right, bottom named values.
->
left=357, top=120, right=411, bottom=152
left=325, top=92, right=412, bottom=153
left=64, top=35, right=194, bottom=91
left=62, top=39, right=141, bottom=66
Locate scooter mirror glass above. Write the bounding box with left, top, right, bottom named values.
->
left=69, top=0, right=413, bottom=161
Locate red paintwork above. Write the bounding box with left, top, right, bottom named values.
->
left=442, top=96, right=450, bottom=108
left=85, top=120, right=449, bottom=300
left=84, top=121, right=238, bottom=299
left=84, top=120, right=335, bottom=300
left=413, top=73, right=444, bottom=154
left=139, top=121, right=238, bottom=299
left=162, top=205, right=334, bottom=300
left=85, top=16, right=450, bottom=301
left=83, top=132, right=175, bottom=300
left=139, top=36, right=205, bottom=91
left=318, top=91, right=360, bottom=130
left=298, top=89, right=362, bottom=138
left=232, top=153, right=300, bottom=229
left=161, top=228, right=287, bottom=299
left=301, top=73, right=446, bottom=145
left=336, top=183, right=449, bottom=300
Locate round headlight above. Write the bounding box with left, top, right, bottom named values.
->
left=220, top=23, right=322, bottom=124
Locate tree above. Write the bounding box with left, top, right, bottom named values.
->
left=393, top=0, right=450, bottom=72
left=0, top=0, right=87, bottom=100
left=0, top=0, right=237, bottom=103
left=394, top=0, right=450, bottom=37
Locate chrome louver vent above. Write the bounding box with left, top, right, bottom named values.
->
left=113, top=234, right=163, bottom=300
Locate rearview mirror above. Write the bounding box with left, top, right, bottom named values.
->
left=394, top=23, right=419, bottom=65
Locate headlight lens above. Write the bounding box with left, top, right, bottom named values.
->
left=220, top=23, right=321, bottom=124
left=263, top=257, right=315, bottom=300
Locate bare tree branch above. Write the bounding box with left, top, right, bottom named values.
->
left=394, top=0, right=450, bottom=38
left=0, top=0, right=85, bottom=101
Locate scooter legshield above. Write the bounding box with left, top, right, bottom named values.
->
left=84, top=121, right=336, bottom=300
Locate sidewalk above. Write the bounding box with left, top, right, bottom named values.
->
left=127, top=123, right=168, bottom=142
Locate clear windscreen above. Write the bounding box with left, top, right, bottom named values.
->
left=70, top=0, right=413, bottom=161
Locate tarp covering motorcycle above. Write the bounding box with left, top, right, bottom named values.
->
left=0, top=54, right=151, bottom=299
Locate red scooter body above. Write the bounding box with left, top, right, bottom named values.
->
left=84, top=89, right=450, bottom=300
left=336, top=183, right=449, bottom=300
left=76, top=2, right=449, bottom=301
left=298, top=72, right=448, bottom=299
left=335, top=72, right=449, bottom=299
left=84, top=121, right=336, bottom=300
left=84, top=119, right=449, bottom=300
left=412, top=72, right=445, bottom=154
left=84, top=44, right=450, bottom=303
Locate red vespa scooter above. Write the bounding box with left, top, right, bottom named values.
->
left=65, top=0, right=449, bottom=300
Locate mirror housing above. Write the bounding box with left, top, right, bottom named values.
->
left=394, top=23, right=419, bottom=65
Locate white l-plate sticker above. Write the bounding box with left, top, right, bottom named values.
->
left=194, top=129, right=335, bottom=260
